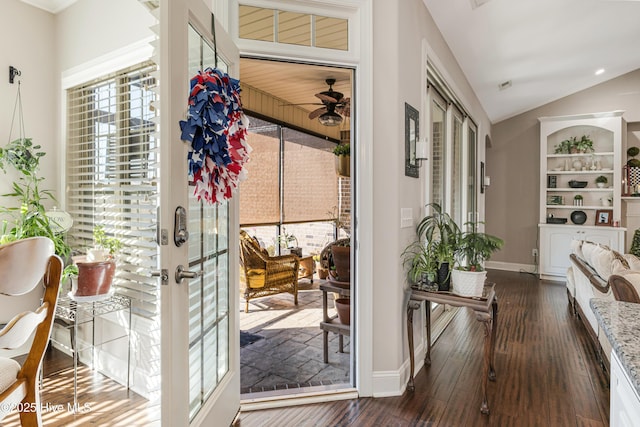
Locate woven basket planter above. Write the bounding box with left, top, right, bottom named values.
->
left=451, top=269, right=487, bottom=297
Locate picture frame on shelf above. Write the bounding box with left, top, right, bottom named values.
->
left=595, top=209, right=613, bottom=226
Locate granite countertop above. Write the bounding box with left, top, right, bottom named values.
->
left=590, top=299, right=640, bottom=394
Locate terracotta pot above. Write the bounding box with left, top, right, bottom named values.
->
left=334, top=298, right=350, bottom=325
left=331, top=245, right=351, bottom=282
left=318, top=267, right=329, bottom=279
left=73, top=256, right=116, bottom=297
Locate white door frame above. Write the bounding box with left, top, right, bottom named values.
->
left=159, top=0, right=241, bottom=424
left=227, top=0, right=374, bottom=397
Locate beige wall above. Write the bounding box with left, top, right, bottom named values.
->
left=0, top=0, right=56, bottom=204
left=371, top=0, right=491, bottom=375
left=488, top=68, right=640, bottom=267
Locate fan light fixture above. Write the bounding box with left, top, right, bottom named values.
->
left=318, top=110, right=343, bottom=126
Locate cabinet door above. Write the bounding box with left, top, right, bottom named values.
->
left=611, top=352, right=640, bottom=427
left=540, top=227, right=574, bottom=277
left=583, top=229, right=624, bottom=251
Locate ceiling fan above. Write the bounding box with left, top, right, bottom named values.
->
left=287, top=78, right=350, bottom=126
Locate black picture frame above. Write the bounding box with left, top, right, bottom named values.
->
left=405, top=103, right=419, bottom=178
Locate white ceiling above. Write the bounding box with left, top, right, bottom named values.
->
left=424, top=0, right=640, bottom=123
left=20, top=0, right=77, bottom=13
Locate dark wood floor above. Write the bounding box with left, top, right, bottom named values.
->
left=239, top=270, right=610, bottom=427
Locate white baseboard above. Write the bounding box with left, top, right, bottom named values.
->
left=486, top=261, right=537, bottom=274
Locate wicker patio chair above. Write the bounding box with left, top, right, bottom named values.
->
left=239, top=230, right=299, bottom=313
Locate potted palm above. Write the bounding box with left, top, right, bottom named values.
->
left=415, top=203, right=460, bottom=291
left=452, top=222, right=504, bottom=297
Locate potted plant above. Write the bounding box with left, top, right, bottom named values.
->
left=575, top=135, right=594, bottom=153
left=71, top=225, right=122, bottom=300
left=0, top=138, right=71, bottom=259
left=574, top=194, right=583, bottom=206
left=329, top=240, right=350, bottom=283
left=402, top=239, right=438, bottom=290
left=333, top=143, right=350, bottom=177
left=277, top=228, right=302, bottom=257
left=415, top=203, right=460, bottom=291
left=595, top=175, right=608, bottom=188
left=452, top=222, right=504, bottom=297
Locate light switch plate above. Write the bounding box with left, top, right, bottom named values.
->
left=401, top=208, right=413, bottom=228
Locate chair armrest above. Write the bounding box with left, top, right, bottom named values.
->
left=609, top=274, right=640, bottom=303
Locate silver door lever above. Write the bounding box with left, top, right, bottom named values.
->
left=175, top=265, right=203, bottom=283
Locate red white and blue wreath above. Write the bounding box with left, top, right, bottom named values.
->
left=179, top=67, right=251, bottom=204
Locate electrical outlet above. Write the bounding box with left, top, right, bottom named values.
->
left=532, top=248, right=538, bottom=257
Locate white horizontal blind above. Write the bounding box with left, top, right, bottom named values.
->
left=66, top=62, right=159, bottom=318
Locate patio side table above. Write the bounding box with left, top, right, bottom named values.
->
left=319, top=282, right=350, bottom=363
left=406, top=283, right=498, bottom=414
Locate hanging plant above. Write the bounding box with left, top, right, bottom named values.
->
left=179, top=67, right=252, bottom=204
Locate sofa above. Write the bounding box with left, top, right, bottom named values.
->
left=566, top=240, right=640, bottom=372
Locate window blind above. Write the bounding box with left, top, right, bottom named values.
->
left=65, top=61, right=159, bottom=318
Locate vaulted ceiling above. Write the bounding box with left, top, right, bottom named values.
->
left=424, top=0, right=640, bottom=123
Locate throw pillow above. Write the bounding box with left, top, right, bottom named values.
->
left=581, top=242, right=598, bottom=266
left=571, top=239, right=584, bottom=260
left=611, top=259, right=630, bottom=275
left=624, top=253, right=640, bottom=271
left=590, top=245, right=614, bottom=280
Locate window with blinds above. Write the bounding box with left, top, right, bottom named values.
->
left=65, top=62, right=159, bottom=318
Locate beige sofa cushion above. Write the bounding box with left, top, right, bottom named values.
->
left=571, top=239, right=584, bottom=260
left=624, top=254, right=640, bottom=271
left=590, top=245, right=615, bottom=280
left=581, top=242, right=598, bottom=266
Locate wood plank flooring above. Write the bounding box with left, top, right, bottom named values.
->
left=239, top=270, right=610, bottom=427
left=1, top=270, right=608, bottom=426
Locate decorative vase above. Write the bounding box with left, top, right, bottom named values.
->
left=334, top=298, right=350, bottom=325
left=597, top=182, right=606, bottom=188
left=437, top=262, right=451, bottom=291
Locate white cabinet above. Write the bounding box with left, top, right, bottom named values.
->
left=539, top=111, right=627, bottom=279
left=611, top=350, right=640, bottom=427
left=539, top=224, right=625, bottom=279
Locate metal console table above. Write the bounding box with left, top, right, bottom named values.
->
left=52, top=293, right=132, bottom=409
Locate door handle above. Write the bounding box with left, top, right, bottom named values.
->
left=175, top=265, right=203, bottom=284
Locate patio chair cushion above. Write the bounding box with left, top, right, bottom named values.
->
left=245, top=269, right=299, bottom=289
left=0, top=357, right=20, bottom=394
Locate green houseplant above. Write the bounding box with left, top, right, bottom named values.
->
left=554, top=135, right=594, bottom=154
left=414, top=203, right=460, bottom=291
left=333, top=143, right=350, bottom=177
left=452, top=222, right=504, bottom=296
left=402, top=239, right=439, bottom=290
left=0, top=138, right=71, bottom=259
left=595, top=175, right=608, bottom=188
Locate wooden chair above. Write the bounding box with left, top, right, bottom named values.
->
left=239, top=230, right=299, bottom=313
left=0, top=237, right=62, bottom=426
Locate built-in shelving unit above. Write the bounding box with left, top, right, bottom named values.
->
left=538, top=111, right=626, bottom=280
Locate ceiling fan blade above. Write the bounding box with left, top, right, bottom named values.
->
left=315, top=93, right=339, bottom=103
left=336, top=105, right=350, bottom=117
left=281, top=102, right=325, bottom=107
left=309, top=107, right=328, bottom=119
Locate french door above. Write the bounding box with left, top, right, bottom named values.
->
left=159, top=0, right=240, bottom=425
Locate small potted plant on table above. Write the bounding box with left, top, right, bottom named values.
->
left=71, top=225, right=123, bottom=301
left=415, top=203, right=460, bottom=291
left=451, top=222, right=503, bottom=297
